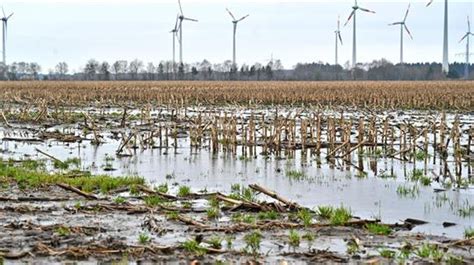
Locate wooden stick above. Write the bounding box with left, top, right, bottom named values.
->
left=249, top=184, right=300, bottom=210
left=56, top=183, right=98, bottom=200
left=35, top=148, right=63, bottom=163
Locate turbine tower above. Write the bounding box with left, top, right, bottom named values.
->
left=226, top=8, right=249, bottom=69
left=177, top=0, right=198, bottom=65
left=427, top=0, right=449, bottom=73
left=344, top=0, right=375, bottom=68
left=1, top=7, right=14, bottom=66
left=389, top=4, right=413, bottom=65
left=170, top=15, right=179, bottom=75
left=334, top=16, right=343, bottom=66
left=459, top=16, right=473, bottom=79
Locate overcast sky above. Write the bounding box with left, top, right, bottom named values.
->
left=4, top=0, right=474, bottom=72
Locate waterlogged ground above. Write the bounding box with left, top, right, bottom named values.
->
left=2, top=136, right=473, bottom=238
left=0, top=106, right=473, bottom=263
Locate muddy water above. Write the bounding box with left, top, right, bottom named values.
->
left=1, top=107, right=473, bottom=239
left=2, top=134, right=472, bottom=239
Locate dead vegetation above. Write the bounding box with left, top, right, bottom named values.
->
left=0, top=81, right=472, bottom=109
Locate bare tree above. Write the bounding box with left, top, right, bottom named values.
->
left=100, top=61, right=111, bottom=80
left=146, top=62, right=155, bottom=80
left=55, top=62, right=68, bottom=80
left=84, top=59, right=99, bottom=80
left=112, top=60, right=128, bottom=80
left=129, top=59, right=144, bottom=80
left=29, top=63, right=41, bottom=80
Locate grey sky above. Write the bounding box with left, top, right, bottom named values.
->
left=4, top=0, right=474, bottom=72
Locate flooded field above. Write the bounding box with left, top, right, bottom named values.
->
left=0, top=81, right=473, bottom=264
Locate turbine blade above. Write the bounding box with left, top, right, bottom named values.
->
left=178, top=0, right=184, bottom=15
left=237, top=14, right=249, bottom=22
left=338, top=33, right=343, bottom=45
left=403, top=3, right=410, bottom=22
left=359, top=7, right=375, bottom=14
left=2, top=7, right=5, bottom=18
left=459, top=33, right=469, bottom=43
left=404, top=24, right=413, bottom=39
left=174, top=15, right=179, bottom=30
left=344, top=10, right=355, bottom=26
left=426, top=0, right=434, bottom=7
left=183, top=17, right=198, bottom=22
left=388, top=22, right=399, bottom=26
left=226, top=8, right=236, bottom=20
left=468, top=16, right=471, bottom=32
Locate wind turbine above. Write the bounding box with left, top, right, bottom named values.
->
left=334, top=16, right=343, bottom=66
left=1, top=7, right=14, bottom=66
left=170, top=15, right=179, bottom=75
left=344, top=0, right=375, bottom=68
left=427, top=0, right=449, bottom=73
left=459, top=16, right=473, bottom=79
left=177, top=0, right=198, bottom=65
left=389, top=4, right=413, bottom=65
left=226, top=8, right=249, bottom=68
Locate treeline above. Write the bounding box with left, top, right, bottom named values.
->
left=1, top=58, right=472, bottom=81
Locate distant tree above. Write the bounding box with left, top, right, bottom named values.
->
left=146, top=62, right=155, bottom=80
left=84, top=59, right=99, bottom=80
left=29, top=63, right=41, bottom=80
left=273, top=59, right=284, bottom=71
left=112, top=60, right=128, bottom=80
left=265, top=64, right=273, bottom=80
left=8, top=63, right=18, bottom=80
left=207, top=66, right=213, bottom=80
left=0, top=64, right=7, bottom=80
left=17, top=62, right=28, bottom=76
left=447, top=69, right=460, bottom=79
left=191, top=66, right=198, bottom=80
left=55, top=62, right=68, bottom=80
left=178, top=63, right=184, bottom=79
left=112, top=61, right=121, bottom=80
left=129, top=59, right=144, bottom=80
left=249, top=65, right=256, bottom=78
left=99, top=61, right=111, bottom=80
left=164, top=61, right=172, bottom=80
left=157, top=62, right=164, bottom=80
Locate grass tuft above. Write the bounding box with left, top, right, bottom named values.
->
left=366, top=223, right=392, bottom=235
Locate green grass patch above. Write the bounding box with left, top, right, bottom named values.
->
left=378, top=248, right=396, bottom=259
left=316, top=206, right=334, bottom=219
left=288, top=229, right=301, bottom=248
left=243, top=230, right=262, bottom=256
left=155, top=183, right=169, bottom=194
left=286, top=169, right=306, bottom=180
left=206, top=207, right=219, bottom=220
left=177, top=185, right=191, bottom=197
left=465, top=227, right=474, bottom=238
left=181, top=239, right=207, bottom=256
left=0, top=161, right=144, bottom=193
left=396, top=184, right=419, bottom=198
left=296, top=208, right=313, bottom=227
left=366, top=223, right=392, bottom=235
left=138, top=232, right=151, bottom=245
left=144, top=196, right=163, bottom=207
left=257, top=211, right=280, bottom=220
left=229, top=184, right=257, bottom=202
left=330, top=206, right=352, bottom=226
